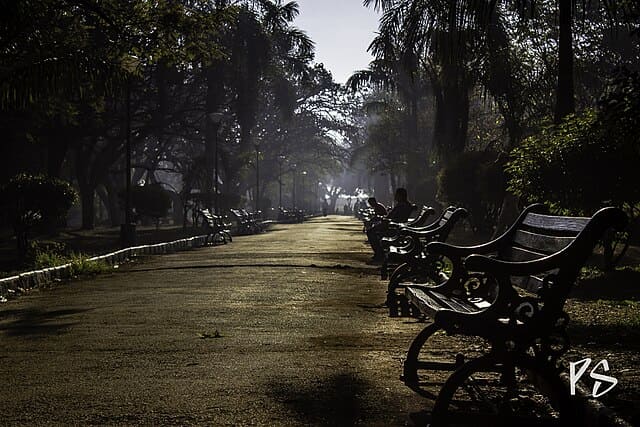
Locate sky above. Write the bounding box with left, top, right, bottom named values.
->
left=293, top=0, right=380, bottom=84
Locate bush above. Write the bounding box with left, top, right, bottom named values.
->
left=67, top=254, right=109, bottom=276
left=29, top=241, right=68, bottom=269
left=507, top=69, right=640, bottom=217
left=0, top=174, right=78, bottom=252
left=437, top=151, right=506, bottom=233
left=131, top=184, right=172, bottom=224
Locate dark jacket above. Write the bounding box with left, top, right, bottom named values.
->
left=387, top=202, right=415, bottom=223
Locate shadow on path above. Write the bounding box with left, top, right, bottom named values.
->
left=0, top=308, right=90, bottom=337
left=268, top=372, right=371, bottom=426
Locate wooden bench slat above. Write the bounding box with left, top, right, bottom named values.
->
left=500, top=246, right=545, bottom=262
left=430, top=291, right=480, bottom=313
left=522, top=212, right=590, bottom=234
left=406, top=287, right=481, bottom=315
left=406, top=287, right=441, bottom=315
left=512, top=229, right=574, bottom=254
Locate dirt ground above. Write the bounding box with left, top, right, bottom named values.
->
left=0, top=216, right=430, bottom=426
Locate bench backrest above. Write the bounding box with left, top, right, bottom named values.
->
left=405, top=206, right=435, bottom=228
left=495, top=204, right=627, bottom=296
left=418, top=206, right=467, bottom=233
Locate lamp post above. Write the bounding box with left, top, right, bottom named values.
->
left=291, top=163, right=297, bottom=208
left=120, top=77, right=136, bottom=246
left=208, top=113, right=223, bottom=215
left=255, top=143, right=260, bottom=213
left=120, top=55, right=139, bottom=247
left=316, top=181, right=322, bottom=214
left=301, top=171, right=307, bottom=212
left=278, top=155, right=286, bottom=208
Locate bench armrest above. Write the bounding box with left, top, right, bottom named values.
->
left=425, top=240, right=502, bottom=259
left=464, top=252, right=565, bottom=277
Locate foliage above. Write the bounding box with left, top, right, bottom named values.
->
left=67, top=254, right=109, bottom=277
left=507, top=69, right=640, bottom=217
left=29, top=242, right=108, bottom=276
left=0, top=174, right=78, bottom=252
left=29, top=241, right=68, bottom=269
left=131, top=184, right=172, bottom=220
left=438, top=151, right=506, bottom=233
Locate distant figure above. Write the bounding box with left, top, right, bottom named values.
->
left=353, top=199, right=362, bottom=217
left=322, top=199, right=329, bottom=216
left=367, top=188, right=416, bottom=261
left=367, top=197, right=387, bottom=217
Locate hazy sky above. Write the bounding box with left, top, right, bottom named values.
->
left=294, top=0, right=380, bottom=84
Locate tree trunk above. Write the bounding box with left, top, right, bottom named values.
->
left=405, top=95, right=423, bottom=200
left=79, top=183, right=95, bottom=230
left=555, top=0, right=575, bottom=123
left=433, top=71, right=469, bottom=162
left=100, top=181, right=123, bottom=227
left=46, top=127, right=69, bottom=178
left=205, top=63, right=225, bottom=212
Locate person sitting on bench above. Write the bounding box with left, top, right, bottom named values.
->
left=367, top=188, right=415, bottom=261
left=368, top=197, right=388, bottom=217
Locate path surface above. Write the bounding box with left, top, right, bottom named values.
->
left=0, top=216, right=428, bottom=426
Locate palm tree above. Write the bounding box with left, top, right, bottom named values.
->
left=358, top=0, right=481, bottom=163
left=348, top=22, right=430, bottom=197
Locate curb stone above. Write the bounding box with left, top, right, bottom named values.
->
left=0, top=234, right=210, bottom=302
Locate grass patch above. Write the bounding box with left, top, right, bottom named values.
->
left=29, top=240, right=109, bottom=277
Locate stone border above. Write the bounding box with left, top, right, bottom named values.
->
left=0, top=218, right=302, bottom=302
left=0, top=234, right=211, bottom=302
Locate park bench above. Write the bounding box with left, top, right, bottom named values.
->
left=385, top=205, right=436, bottom=231
left=360, top=207, right=378, bottom=232
left=380, top=206, right=465, bottom=280
left=230, top=208, right=264, bottom=234
left=374, top=205, right=434, bottom=247
left=278, top=207, right=304, bottom=223
left=362, top=203, right=429, bottom=236
left=382, top=206, right=468, bottom=308
left=398, top=204, right=627, bottom=425
left=197, top=209, right=232, bottom=245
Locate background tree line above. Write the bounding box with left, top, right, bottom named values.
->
left=0, top=0, right=361, bottom=236
left=349, top=0, right=640, bottom=234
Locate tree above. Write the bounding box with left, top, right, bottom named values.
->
left=506, top=69, right=640, bottom=219
left=0, top=174, right=77, bottom=253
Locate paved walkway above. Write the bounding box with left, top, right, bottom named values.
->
left=0, top=216, right=427, bottom=426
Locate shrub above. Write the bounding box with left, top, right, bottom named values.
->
left=28, top=241, right=108, bottom=276
left=29, top=241, right=68, bottom=269
left=506, top=69, right=640, bottom=218
left=0, top=174, right=78, bottom=253
left=437, top=151, right=506, bottom=233
left=131, top=184, right=172, bottom=225
left=67, top=254, right=109, bottom=276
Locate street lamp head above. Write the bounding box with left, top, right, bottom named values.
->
left=302, top=171, right=307, bottom=176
